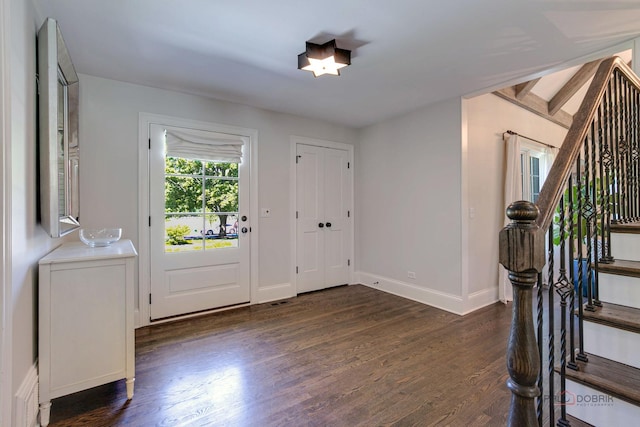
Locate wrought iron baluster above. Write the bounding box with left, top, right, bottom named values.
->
left=623, top=76, right=632, bottom=221
left=584, top=148, right=597, bottom=314
left=613, top=74, right=622, bottom=224
left=630, top=86, right=640, bottom=221
left=589, top=113, right=600, bottom=307
left=547, top=225, right=556, bottom=426
left=555, top=280, right=574, bottom=427
left=602, top=82, right=615, bottom=263
left=536, top=270, right=543, bottom=427
left=632, top=87, right=640, bottom=221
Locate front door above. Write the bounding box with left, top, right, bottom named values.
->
left=149, top=124, right=250, bottom=320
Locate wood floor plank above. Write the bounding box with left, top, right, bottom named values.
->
left=48, top=285, right=512, bottom=426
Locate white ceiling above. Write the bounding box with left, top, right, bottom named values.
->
left=33, top=0, right=640, bottom=128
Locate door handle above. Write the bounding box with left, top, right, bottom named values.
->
left=325, top=222, right=332, bottom=228
left=318, top=223, right=324, bottom=228
left=241, top=227, right=248, bottom=233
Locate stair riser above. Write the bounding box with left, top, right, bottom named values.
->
left=598, top=273, right=640, bottom=310
left=611, top=232, right=640, bottom=262
left=583, top=322, right=640, bottom=369
left=566, top=379, right=640, bottom=425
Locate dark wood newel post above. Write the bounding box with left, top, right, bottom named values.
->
left=499, top=201, right=545, bottom=426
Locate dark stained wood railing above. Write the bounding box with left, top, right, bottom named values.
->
left=536, top=58, right=640, bottom=231
left=500, top=57, right=640, bottom=425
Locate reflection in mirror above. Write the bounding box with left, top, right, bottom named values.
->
left=38, top=18, right=80, bottom=237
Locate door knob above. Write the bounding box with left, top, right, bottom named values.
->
left=318, top=223, right=324, bottom=228
left=325, top=222, right=332, bottom=228
left=241, top=227, right=248, bottom=233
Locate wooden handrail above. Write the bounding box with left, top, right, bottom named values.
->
left=536, top=57, right=640, bottom=231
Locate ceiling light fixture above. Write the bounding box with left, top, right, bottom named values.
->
left=297, top=39, right=351, bottom=77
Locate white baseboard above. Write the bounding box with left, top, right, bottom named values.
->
left=256, top=282, right=295, bottom=304
left=15, top=361, right=38, bottom=427
left=462, top=287, right=500, bottom=315
left=355, top=271, right=500, bottom=315
left=356, top=271, right=464, bottom=315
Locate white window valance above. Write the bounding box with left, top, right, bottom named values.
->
left=165, top=128, right=245, bottom=163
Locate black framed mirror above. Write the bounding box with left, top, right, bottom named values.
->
left=38, top=18, right=80, bottom=238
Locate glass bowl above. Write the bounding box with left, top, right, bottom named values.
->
left=79, top=228, right=122, bottom=247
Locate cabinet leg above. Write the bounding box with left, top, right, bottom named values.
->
left=39, top=401, right=52, bottom=427
left=126, top=377, right=135, bottom=399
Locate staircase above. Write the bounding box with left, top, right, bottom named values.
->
left=564, top=223, right=640, bottom=425
left=499, top=56, right=640, bottom=426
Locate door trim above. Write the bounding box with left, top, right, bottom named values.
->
left=0, top=0, right=12, bottom=422
left=290, top=135, right=354, bottom=294
left=138, top=113, right=259, bottom=327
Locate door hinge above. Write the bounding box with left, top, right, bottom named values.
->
left=296, top=266, right=299, bottom=274
left=149, top=216, right=151, bottom=227
left=148, top=138, right=151, bottom=149
left=296, top=211, right=299, bottom=219
left=149, top=293, right=152, bottom=304
left=347, top=162, right=350, bottom=169
left=347, top=210, right=350, bottom=218
left=348, top=259, right=351, bottom=266
left=296, top=155, right=301, bottom=164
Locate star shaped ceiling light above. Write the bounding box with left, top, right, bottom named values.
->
left=297, top=39, right=351, bottom=77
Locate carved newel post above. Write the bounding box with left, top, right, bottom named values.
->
left=499, top=201, right=545, bottom=426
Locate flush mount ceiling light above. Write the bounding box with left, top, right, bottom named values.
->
left=297, top=39, right=351, bottom=77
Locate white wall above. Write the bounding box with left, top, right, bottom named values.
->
left=78, top=74, right=357, bottom=320
left=464, top=93, right=567, bottom=302
left=5, top=1, right=67, bottom=425
left=356, top=97, right=466, bottom=313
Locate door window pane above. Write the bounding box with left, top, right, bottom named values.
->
left=164, top=156, right=239, bottom=252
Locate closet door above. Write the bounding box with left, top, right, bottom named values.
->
left=296, top=143, right=351, bottom=293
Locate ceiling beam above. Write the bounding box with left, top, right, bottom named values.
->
left=515, top=78, right=541, bottom=100
left=493, top=87, right=572, bottom=129
left=548, top=59, right=602, bottom=116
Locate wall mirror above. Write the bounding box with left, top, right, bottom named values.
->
left=38, top=18, right=80, bottom=237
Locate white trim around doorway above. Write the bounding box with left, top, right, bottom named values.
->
left=137, top=113, right=259, bottom=327
left=0, top=0, right=12, bottom=423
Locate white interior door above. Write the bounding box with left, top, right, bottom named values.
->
left=296, top=143, right=351, bottom=293
left=149, top=124, right=250, bottom=320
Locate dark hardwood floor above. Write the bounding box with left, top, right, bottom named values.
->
left=48, top=285, right=512, bottom=426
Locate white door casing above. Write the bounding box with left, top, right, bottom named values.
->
left=294, top=138, right=352, bottom=293
left=138, top=114, right=258, bottom=326
left=0, top=0, right=11, bottom=422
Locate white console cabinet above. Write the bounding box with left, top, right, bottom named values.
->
left=38, top=240, right=137, bottom=426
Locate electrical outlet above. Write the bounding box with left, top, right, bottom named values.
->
left=408, top=271, right=416, bottom=279
left=260, top=208, right=271, bottom=218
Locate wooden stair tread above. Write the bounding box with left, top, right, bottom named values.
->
left=563, top=353, right=640, bottom=406
left=566, top=414, right=594, bottom=427
left=582, top=302, right=640, bottom=334
left=597, top=259, right=640, bottom=278
left=610, top=221, right=640, bottom=234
